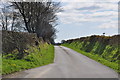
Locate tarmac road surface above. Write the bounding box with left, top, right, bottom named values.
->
left=3, top=46, right=118, bottom=78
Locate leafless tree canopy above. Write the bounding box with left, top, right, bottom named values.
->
left=0, top=1, right=61, bottom=43
left=0, top=3, right=24, bottom=31
left=12, top=1, right=60, bottom=43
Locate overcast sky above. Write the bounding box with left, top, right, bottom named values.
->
left=54, top=0, right=119, bottom=43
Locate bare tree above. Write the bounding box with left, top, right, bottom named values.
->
left=0, top=2, right=24, bottom=31
left=12, top=1, right=60, bottom=43
left=0, top=4, right=10, bottom=30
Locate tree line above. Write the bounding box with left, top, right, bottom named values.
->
left=0, top=0, right=61, bottom=44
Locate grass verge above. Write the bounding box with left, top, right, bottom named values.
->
left=62, top=44, right=119, bottom=73
left=2, top=43, right=54, bottom=75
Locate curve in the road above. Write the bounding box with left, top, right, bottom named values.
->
left=3, top=46, right=118, bottom=78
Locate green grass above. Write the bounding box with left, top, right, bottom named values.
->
left=0, top=54, right=2, bottom=76
left=2, top=43, right=54, bottom=75
left=62, top=44, right=119, bottom=73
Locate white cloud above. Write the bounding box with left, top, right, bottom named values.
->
left=59, top=0, right=119, bottom=2
left=57, top=10, right=117, bottom=23
left=88, top=11, right=118, bottom=21
left=57, top=1, right=118, bottom=29
left=62, top=2, right=118, bottom=12
left=98, top=21, right=118, bottom=29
